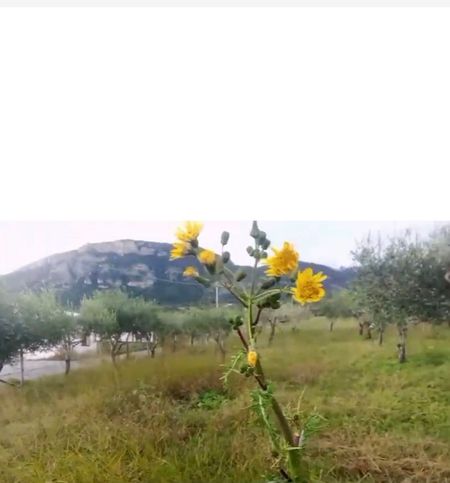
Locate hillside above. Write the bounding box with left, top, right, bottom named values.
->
left=0, top=240, right=356, bottom=305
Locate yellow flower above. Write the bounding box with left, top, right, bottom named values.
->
left=265, top=242, right=299, bottom=277
left=247, top=350, right=258, bottom=368
left=291, top=267, right=327, bottom=305
left=198, top=249, right=216, bottom=266
left=176, top=221, right=203, bottom=243
left=183, top=266, right=199, bottom=277
left=170, top=242, right=189, bottom=260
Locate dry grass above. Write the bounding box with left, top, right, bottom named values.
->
left=0, top=318, right=449, bottom=482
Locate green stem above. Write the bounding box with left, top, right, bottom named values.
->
left=255, top=360, right=307, bottom=482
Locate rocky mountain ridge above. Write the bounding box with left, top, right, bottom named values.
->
left=1, top=240, right=356, bottom=305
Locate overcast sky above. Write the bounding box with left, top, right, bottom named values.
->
left=0, top=221, right=445, bottom=275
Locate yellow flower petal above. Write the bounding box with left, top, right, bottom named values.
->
left=291, top=267, right=327, bottom=305
left=264, top=242, right=299, bottom=277
left=176, top=221, right=203, bottom=242
left=170, top=242, right=189, bottom=260
left=198, top=249, right=216, bottom=266
left=183, top=266, right=199, bottom=277
left=247, top=350, right=258, bottom=368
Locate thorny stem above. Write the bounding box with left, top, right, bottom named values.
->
left=253, top=307, right=263, bottom=327
left=221, top=280, right=248, bottom=307
left=220, top=232, right=307, bottom=482
left=236, top=327, right=249, bottom=350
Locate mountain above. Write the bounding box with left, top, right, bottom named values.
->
left=0, top=240, right=356, bottom=305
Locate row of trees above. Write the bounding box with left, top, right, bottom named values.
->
left=350, top=225, right=450, bottom=362
left=0, top=288, right=243, bottom=384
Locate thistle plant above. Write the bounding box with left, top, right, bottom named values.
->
left=171, top=221, right=327, bottom=482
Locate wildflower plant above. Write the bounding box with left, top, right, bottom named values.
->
left=171, top=220, right=327, bottom=482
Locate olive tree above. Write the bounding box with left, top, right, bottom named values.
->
left=352, top=228, right=450, bottom=362
left=314, top=289, right=356, bottom=332
left=126, top=298, right=163, bottom=358
left=0, top=290, right=19, bottom=385
left=79, top=290, right=134, bottom=365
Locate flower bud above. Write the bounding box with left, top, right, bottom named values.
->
left=257, top=231, right=267, bottom=244
left=229, top=315, right=243, bottom=329
left=247, top=246, right=254, bottom=256
left=247, top=350, right=258, bottom=368
left=253, top=249, right=261, bottom=259
left=235, top=270, right=247, bottom=282
left=260, top=251, right=268, bottom=259
left=261, top=278, right=277, bottom=290
left=221, top=231, right=230, bottom=246
left=222, top=251, right=230, bottom=264
left=261, top=238, right=271, bottom=250
left=195, top=276, right=211, bottom=287
left=250, top=221, right=260, bottom=239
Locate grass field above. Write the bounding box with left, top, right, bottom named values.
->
left=1, top=317, right=449, bottom=483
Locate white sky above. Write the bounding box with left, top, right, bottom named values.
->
left=0, top=221, right=445, bottom=274
left=0, top=9, right=449, bottom=274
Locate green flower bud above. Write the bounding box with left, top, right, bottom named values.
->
left=247, top=246, right=254, bottom=256
left=230, top=315, right=243, bottom=329
left=250, top=221, right=260, bottom=239
left=221, top=231, right=230, bottom=246
left=195, top=276, right=211, bottom=287
left=261, top=238, right=271, bottom=250
left=234, top=315, right=244, bottom=326
left=253, top=249, right=261, bottom=259
left=257, top=231, right=267, bottom=244
left=235, top=270, right=247, bottom=282
left=245, top=366, right=255, bottom=377
left=260, top=251, right=268, bottom=259
left=261, top=278, right=277, bottom=290
left=222, top=251, right=230, bottom=264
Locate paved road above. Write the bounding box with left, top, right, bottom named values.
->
left=1, top=359, right=83, bottom=381
left=1, top=349, right=150, bottom=383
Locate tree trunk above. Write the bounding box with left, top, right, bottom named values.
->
left=146, top=338, right=150, bottom=357
left=358, top=322, right=364, bottom=336
left=172, top=334, right=177, bottom=352
left=398, top=342, right=406, bottom=363
left=215, top=336, right=226, bottom=362
left=268, top=318, right=277, bottom=346
left=151, top=346, right=156, bottom=358
left=190, top=334, right=195, bottom=346
left=397, top=326, right=407, bottom=363
left=366, top=324, right=372, bottom=339
left=329, top=320, right=335, bottom=332
left=126, top=340, right=130, bottom=359
left=378, top=327, right=384, bottom=346
left=65, top=356, right=71, bottom=375
left=19, top=347, right=25, bottom=386
left=111, top=341, right=118, bottom=366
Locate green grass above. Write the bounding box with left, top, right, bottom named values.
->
left=1, top=318, right=450, bottom=482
